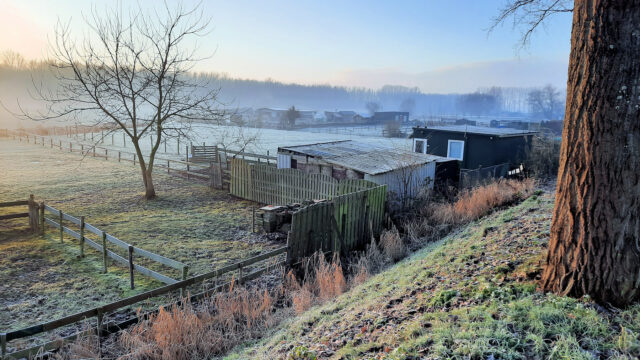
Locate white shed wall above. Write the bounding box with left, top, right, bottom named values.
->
left=364, top=161, right=436, bottom=199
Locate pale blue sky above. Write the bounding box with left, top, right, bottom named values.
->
left=0, top=0, right=573, bottom=92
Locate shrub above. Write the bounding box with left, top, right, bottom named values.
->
left=525, top=135, right=561, bottom=179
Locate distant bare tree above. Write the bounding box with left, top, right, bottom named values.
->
left=365, top=101, right=381, bottom=116
left=21, top=3, right=227, bottom=199
left=283, top=106, right=300, bottom=129
left=1, top=50, right=26, bottom=68
left=527, top=84, right=563, bottom=120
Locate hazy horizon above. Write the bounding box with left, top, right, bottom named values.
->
left=0, top=0, right=572, bottom=93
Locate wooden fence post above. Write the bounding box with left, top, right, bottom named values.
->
left=164, top=139, right=167, bottom=153
left=59, top=140, right=61, bottom=149
left=128, top=245, right=135, bottom=289
left=112, top=133, right=114, bottom=145
left=80, top=216, right=85, bottom=258
left=58, top=210, right=64, bottom=243
left=123, top=132, right=126, bottom=147
left=96, top=310, right=103, bottom=358
left=177, top=137, right=180, bottom=154
left=118, top=151, right=121, bottom=162
left=28, top=194, right=39, bottom=233
left=1, top=332, right=6, bottom=360
left=167, top=159, right=170, bottom=173
left=185, top=145, right=188, bottom=162
left=102, top=231, right=108, bottom=273
left=39, top=202, right=45, bottom=236
left=180, top=265, right=189, bottom=297
left=93, top=146, right=95, bottom=157
left=105, top=148, right=108, bottom=159
left=133, top=154, right=136, bottom=166
left=101, top=130, right=104, bottom=144
left=69, top=142, right=72, bottom=152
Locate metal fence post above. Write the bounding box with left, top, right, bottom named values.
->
left=102, top=231, right=108, bottom=273
left=128, top=245, right=135, bottom=289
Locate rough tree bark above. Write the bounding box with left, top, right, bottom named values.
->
left=541, top=0, right=640, bottom=307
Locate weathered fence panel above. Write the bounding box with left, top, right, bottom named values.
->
left=231, top=159, right=377, bottom=206
left=286, top=184, right=387, bottom=263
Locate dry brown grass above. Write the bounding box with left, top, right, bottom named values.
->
left=380, top=226, right=406, bottom=262
left=116, top=283, right=281, bottom=360
left=287, top=254, right=347, bottom=314
left=432, top=178, right=535, bottom=225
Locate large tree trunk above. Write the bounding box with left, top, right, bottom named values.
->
left=541, top=0, right=640, bottom=307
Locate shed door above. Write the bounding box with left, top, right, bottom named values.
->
left=277, top=154, right=291, bottom=169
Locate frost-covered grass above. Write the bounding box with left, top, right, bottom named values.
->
left=42, top=124, right=414, bottom=161
left=0, top=139, right=280, bottom=348
left=228, top=193, right=640, bottom=360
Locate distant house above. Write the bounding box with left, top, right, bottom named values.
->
left=256, top=108, right=287, bottom=127
left=371, top=112, right=409, bottom=124
left=324, top=110, right=360, bottom=124
left=277, top=140, right=456, bottom=198
left=296, top=110, right=317, bottom=126
left=410, top=125, right=537, bottom=171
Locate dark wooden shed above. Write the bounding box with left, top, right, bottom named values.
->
left=410, top=125, right=537, bottom=170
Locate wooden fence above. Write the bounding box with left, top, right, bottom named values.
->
left=287, top=185, right=387, bottom=262
left=0, top=195, right=40, bottom=232
left=0, top=246, right=287, bottom=360
left=40, top=203, right=188, bottom=288
left=230, top=159, right=378, bottom=205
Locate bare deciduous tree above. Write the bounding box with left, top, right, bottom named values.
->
left=23, top=3, right=226, bottom=199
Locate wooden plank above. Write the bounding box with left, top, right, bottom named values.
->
left=62, top=212, right=81, bottom=225
left=133, top=247, right=185, bottom=270
left=63, top=226, right=81, bottom=240
left=43, top=204, right=57, bottom=214
left=84, top=222, right=101, bottom=235
left=0, top=200, right=29, bottom=207
left=105, top=233, right=129, bottom=249
left=0, top=213, right=29, bottom=220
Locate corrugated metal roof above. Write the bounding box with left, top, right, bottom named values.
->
left=278, top=140, right=450, bottom=175
left=417, top=125, right=537, bottom=137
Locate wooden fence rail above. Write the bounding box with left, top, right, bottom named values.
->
left=0, top=246, right=287, bottom=360
left=10, top=134, right=262, bottom=187
left=41, top=204, right=188, bottom=287
left=0, top=195, right=40, bottom=232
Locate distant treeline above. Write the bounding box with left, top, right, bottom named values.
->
left=0, top=53, right=564, bottom=127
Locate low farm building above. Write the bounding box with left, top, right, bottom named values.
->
left=276, top=140, right=456, bottom=197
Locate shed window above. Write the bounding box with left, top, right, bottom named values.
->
left=413, top=138, right=427, bottom=154
left=447, top=140, right=464, bottom=160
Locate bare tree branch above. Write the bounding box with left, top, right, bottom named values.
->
left=489, top=0, right=573, bottom=49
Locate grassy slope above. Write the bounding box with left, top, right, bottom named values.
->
left=0, top=140, right=280, bottom=336
left=229, top=192, right=640, bottom=360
